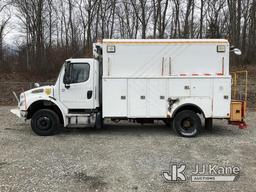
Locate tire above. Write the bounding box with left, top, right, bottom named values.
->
left=31, top=109, right=61, bottom=136
left=173, top=110, right=202, bottom=137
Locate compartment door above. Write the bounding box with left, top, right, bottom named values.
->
left=148, top=79, right=168, bottom=117
left=102, top=79, right=127, bottom=117
left=190, top=79, right=212, bottom=97
left=213, top=78, right=231, bottom=117
left=128, top=79, right=147, bottom=117
left=169, top=79, right=191, bottom=97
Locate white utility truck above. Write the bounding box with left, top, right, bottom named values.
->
left=11, top=39, right=247, bottom=137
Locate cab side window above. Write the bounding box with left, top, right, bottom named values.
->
left=70, top=63, right=90, bottom=83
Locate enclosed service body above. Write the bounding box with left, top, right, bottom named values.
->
left=11, top=39, right=246, bottom=137
left=99, top=39, right=230, bottom=119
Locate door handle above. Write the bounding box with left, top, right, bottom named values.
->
left=184, top=86, right=190, bottom=90
left=87, top=90, right=93, bottom=99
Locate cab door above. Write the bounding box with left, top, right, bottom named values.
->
left=60, top=61, right=94, bottom=109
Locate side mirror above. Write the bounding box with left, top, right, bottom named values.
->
left=63, top=62, right=71, bottom=87
left=34, top=83, right=40, bottom=88
left=63, top=74, right=71, bottom=85
left=233, top=48, right=242, bottom=56
left=230, top=46, right=242, bottom=56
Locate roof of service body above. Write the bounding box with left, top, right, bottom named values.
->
left=102, top=39, right=229, bottom=44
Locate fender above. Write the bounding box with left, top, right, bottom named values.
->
left=168, top=97, right=212, bottom=118
left=27, top=98, right=68, bottom=126
left=172, top=103, right=205, bottom=118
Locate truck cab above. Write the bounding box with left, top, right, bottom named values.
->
left=57, top=58, right=99, bottom=110
left=11, top=58, right=101, bottom=136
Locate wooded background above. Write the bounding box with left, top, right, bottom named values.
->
left=0, top=0, right=256, bottom=77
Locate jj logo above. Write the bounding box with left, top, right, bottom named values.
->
left=162, top=163, right=186, bottom=182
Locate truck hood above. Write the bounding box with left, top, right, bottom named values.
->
left=18, top=85, right=54, bottom=111
left=24, top=85, right=54, bottom=97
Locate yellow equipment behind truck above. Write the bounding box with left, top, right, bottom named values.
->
left=230, top=70, right=248, bottom=129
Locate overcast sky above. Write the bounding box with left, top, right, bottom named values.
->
left=3, top=10, right=23, bottom=46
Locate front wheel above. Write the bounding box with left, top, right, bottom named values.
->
left=173, top=110, right=202, bottom=137
left=31, top=109, right=61, bottom=136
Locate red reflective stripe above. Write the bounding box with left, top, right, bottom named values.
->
left=216, top=73, right=223, bottom=76
left=180, top=74, right=187, bottom=76
left=192, top=74, right=199, bottom=76
left=204, top=73, right=211, bottom=76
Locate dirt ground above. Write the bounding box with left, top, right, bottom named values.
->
left=0, top=106, right=255, bottom=192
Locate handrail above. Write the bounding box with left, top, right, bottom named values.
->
left=231, top=70, right=248, bottom=102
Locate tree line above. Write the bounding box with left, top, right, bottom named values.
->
left=0, top=0, right=256, bottom=75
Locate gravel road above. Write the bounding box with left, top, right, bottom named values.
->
left=0, top=106, right=255, bottom=192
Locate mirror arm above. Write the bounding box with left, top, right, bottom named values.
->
left=65, top=84, right=70, bottom=89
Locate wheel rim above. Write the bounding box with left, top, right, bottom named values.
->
left=36, top=116, right=52, bottom=130
left=180, top=117, right=195, bottom=133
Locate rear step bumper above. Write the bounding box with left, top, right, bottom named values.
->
left=229, top=121, right=248, bottom=129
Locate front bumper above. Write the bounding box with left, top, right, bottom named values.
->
left=10, top=108, right=27, bottom=119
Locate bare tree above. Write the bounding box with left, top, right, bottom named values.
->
left=0, top=0, right=10, bottom=69
left=248, top=0, right=256, bottom=62
left=116, top=1, right=139, bottom=39
left=241, top=0, right=251, bottom=56
left=85, top=0, right=98, bottom=56
left=173, top=0, right=181, bottom=38
left=206, top=0, right=226, bottom=38
left=183, top=0, right=194, bottom=38
left=131, top=0, right=152, bottom=39
left=236, top=0, right=242, bottom=47
left=227, top=0, right=237, bottom=45
left=13, top=0, right=46, bottom=72
left=152, top=0, right=169, bottom=38
left=199, top=0, right=205, bottom=38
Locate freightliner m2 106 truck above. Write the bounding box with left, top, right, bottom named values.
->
left=11, top=39, right=247, bottom=137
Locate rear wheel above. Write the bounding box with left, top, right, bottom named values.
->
left=173, top=110, right=202, bottom=137
left=31, top=109, right=61, bottom=136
